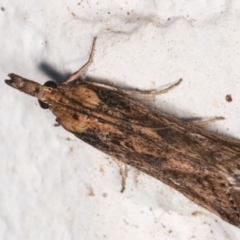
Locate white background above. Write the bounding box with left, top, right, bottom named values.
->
left=1, top=0, right=240, bottom=239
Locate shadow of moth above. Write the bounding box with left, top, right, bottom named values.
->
left=5, top=38, right=240, bottom=228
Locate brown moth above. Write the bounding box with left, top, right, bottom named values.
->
left=5, top=39, right=240, bottom=228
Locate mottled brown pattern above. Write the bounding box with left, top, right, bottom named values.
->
left=5, top=73, right=240, bottom=228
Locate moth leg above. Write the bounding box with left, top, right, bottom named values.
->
left=64, top=37, right=97, bottom=84
left=193, top=117, right=225, bottom=126
left=117, top=78, right=183, bottom=97
left=85, top=79, right=183, bottom=96
left=113, top=159, right=127, bottom=193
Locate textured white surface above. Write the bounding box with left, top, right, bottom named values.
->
left=1, top=0, right=240, bottom=239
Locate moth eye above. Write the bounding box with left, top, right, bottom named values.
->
left=38, top=80, right=58, bottom=109
left=43, top=81, right=58, bottom=89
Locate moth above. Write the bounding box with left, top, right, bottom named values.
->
left=5, top=38, right=240, bottom=228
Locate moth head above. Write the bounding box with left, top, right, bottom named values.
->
left=38, top=80, right=58, bottom=109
